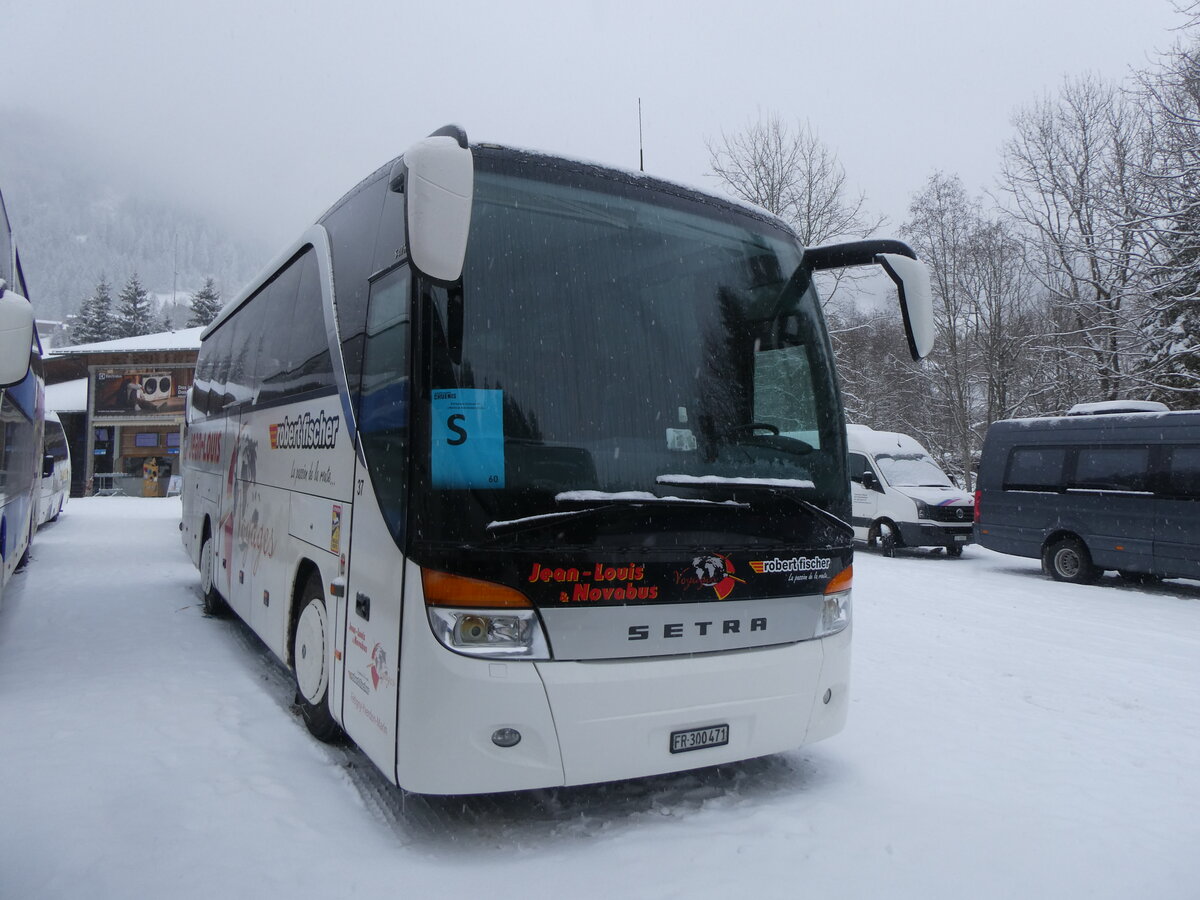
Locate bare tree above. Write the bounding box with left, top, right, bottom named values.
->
left=902, top=173, right=982, bottom=483
left=1134, top=31, right=1200, bottom=407
left=708, top=112, right=883, bottom=246
left=999, top=74, right=1161, bottom=402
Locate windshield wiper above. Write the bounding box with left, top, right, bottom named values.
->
left=655, top=474, right=853, bottom=537
left=486, top=491, right=748, bottom=537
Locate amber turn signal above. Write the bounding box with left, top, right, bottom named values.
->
left=824, top=565, right=853, bottom=594
left=421, top=570, right=533, bottom=609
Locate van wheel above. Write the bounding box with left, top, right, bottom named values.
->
left=293, top=575, right=341, bottom=743
left=946, top=544, right=964, bottom=558
left=868, top=521, right=898, bottom=557
left=199, top=534, right=228, bottom=616
left=1044, top=537, right=1098, bottom=584
left=876, top=522, right=897, bottom=557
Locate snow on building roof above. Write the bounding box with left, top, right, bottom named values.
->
left=45, top=377, right=88, bottom=413
left=47, top=326, right=204, bottom=357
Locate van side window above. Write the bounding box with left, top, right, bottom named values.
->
left=1166, top=446, right=1200, bottom=499
left=1072, top=446, right=1150, bottom=492
left=848, top=452, right=872, bottom=480
left=1004, top=446, right=1066, bottom=491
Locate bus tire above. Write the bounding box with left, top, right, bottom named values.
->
left=199, top=533, right=228, bottom=616
left=293, top=575, right=341, bottom=743
left=16, top=510, right=33, bottom=570
left=1044, top=536, right=1097, bottom=584
left=946, top=544, right=964, bottom=558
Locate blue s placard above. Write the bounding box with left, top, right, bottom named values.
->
left=431, top=389, right=505, bottom=489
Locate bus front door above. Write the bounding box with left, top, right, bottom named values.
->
left=339, top=478, right=403, bottom=778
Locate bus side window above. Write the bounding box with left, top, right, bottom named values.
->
left=193, top=343, right=213, bottom=416
left=254, top=276, right=291, bottom=405
left=208, top=325, right=234, bottom=414
left=1004, top=446, right=1066, bottom=492
left=322, top=175, right=388, bottom=401
left=284, top=251, right=335, bottom=398
left=359, top=264, right=411, bottom=538
left=1167, top=446, right=1200, bottom=499
left=1071, top=446, right=1151, bottom=492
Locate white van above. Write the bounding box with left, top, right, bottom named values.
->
left=847, top=424, right=974, bottom=556
left=37, top=411, right=71, bottom=526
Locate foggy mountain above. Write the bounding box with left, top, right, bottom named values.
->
left=0, top=110, right=271, bottom=329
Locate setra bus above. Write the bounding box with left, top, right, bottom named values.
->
left=180, top=127, right=934, bottom=794
left=0, top=187, right=42, bottom=609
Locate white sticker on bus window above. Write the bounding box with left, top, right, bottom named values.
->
left=666, top=428, right=697, bottom=452
left=431, top=389, right=505, bottom=489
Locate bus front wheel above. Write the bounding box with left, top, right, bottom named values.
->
left=293, top=575, right=341, bottom=743
left=1044, top=536, right=1098, bottom=585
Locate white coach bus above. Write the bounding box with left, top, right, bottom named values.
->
left=0, top=187, right=42, bottom=609
left=181, top=127, right=934, bottom=794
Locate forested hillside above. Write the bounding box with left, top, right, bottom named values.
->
left=0, top=110, right=269, bottom=328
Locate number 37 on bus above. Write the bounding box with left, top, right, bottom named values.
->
left=180, top=126, right=934, bottom=795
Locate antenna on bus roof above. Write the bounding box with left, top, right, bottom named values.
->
left=638, top=99, right=644, bottom=172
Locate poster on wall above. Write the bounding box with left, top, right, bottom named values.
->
left=94, top=368, right=193, bottom=417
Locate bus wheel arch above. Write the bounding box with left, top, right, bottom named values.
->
left=1042, top=532, right=1098, bottom=584
left=289, top=562, right=341, bottom=742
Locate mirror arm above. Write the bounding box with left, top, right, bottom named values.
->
left=803, top=240, right=917, bottom=272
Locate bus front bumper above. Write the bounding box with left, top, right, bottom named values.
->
left=394, top=626, right=850, bottom=794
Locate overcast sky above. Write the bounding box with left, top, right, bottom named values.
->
left=1, top=0, right=1186, bottom=254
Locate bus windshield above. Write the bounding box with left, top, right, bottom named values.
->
left=388, top=152, right=848, bottom=550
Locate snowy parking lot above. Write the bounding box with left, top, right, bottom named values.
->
left=2, top=497, right=1198, bottom=899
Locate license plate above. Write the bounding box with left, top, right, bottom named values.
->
left=954, top=534, right=969, bottom=541
left=670, top=724, right=729, bottom=754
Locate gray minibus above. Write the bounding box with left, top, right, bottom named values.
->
left=975, top=406, right=1200, bottom=584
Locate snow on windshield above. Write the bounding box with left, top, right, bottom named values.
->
left=875, top=453, right=952, bottom=487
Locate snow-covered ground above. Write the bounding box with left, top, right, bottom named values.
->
left=2, top=498, right=1198, bottom=899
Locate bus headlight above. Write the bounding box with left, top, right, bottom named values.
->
left=422, top=569, right=550, bottom=659
left=816, top=565, right=852, bottom=638
left=818, top=592, right=852, bottom=637
left=428, top=607, right=549, bottom=658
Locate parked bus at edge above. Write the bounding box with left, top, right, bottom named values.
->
left=38, top=410, right=71, bottom=526
left=180, top=126, right=936, bottom=795
left=0, top=187, right=43, bottom=609
left=847, top=424, right=974, bottom=557
left=975, top=401, right=1200, bottom=585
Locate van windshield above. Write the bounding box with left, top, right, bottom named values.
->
left=876, top=453, right=953, bottom=488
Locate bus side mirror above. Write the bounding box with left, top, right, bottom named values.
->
left=803, top=241, right=936, bottom=362
left=43, top=454, right=56, bottom=478
left=0, top=282, right=35, bottom=387
left=392, top=127, right=474, bottom=283
left=876, top=253, right=935, bottom=361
